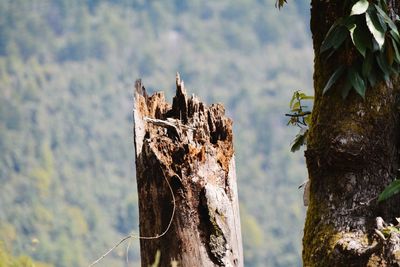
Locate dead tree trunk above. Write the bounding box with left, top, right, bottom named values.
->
left=133, top=74, right=243, bottom=267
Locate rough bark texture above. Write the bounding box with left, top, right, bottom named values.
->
left=303, top=1, right=400, bottom=266
left=133, top=75, right=243, bottom=267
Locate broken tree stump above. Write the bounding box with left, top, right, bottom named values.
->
left=133, top=74, right=243, bottom=267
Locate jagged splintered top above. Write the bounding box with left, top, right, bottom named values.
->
left=134, top=73, right=232, bottom=145
left=133, top=74, right=242, bottom=267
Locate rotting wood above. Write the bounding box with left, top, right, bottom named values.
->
left=133, top=74, right=243, bottom=267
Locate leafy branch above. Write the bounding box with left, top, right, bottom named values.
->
left=286, top=91, right=313, bottom=152
left=321, top=0, right=400, bottom=98
left=378, top=178, right=400, bottom=202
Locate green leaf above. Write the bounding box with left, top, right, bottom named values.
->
left=372, top=38, right=381, bottom=51
left=323, top=66, right=345, bottom=94
left=297, top=92, right=314, bottom=101
left=375, top=4, right=399, bottom=35
left=392, top=63, right=400, bottom=73
left=385, top=17, right=398, bottom=36
left=300, top=95, right=314, bottom=100
left=381, top=226, right=400, bottom=236
left=289, top=91, right=298, bottom=108
left=366, top=12, right=385, bottom=49
left=362, top=52, right=373, bottom=77
left=390, top=30, right=400, bottom=44
left=291, top=101, right=301, bottom=111
left=351, top=0, right=369, bottom=15
left=304, top=114, right=312, bottom=125
left=324, top=49, right=336, bottom=61
left=348, top=67, right=366, bottom=98
left=368, top=66, right=378, bottom=86
left=348, top=23, right=357, bottom=37
left=376, top=52, right=391, bottom=79
left=392, top=39, right=400, bottom=63
left=348, top=23, right=371, bottom=57
left=378, top=179, right=400, bottom=202
left=321, top=25, right=348, bottom=53
left=291, top=129, right=307, bottom=152
left=342, top=15, right=358, bottom=28
left=367, top=7, right=387, bottom=33
left=378, top=0, right=388, bottom=11
left=386, top=38, right=395, bottom=65
left=386, top=226, right=400, bottom=234
left=291, top=108, right=302, bottom=112
left=341, top=79, right=353, bottom=99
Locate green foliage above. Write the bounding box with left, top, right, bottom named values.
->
left=322, top=66, right=345, bottom=94
left=381, top=225, right=400, bottom=235
left=378, top=179, right=400, bottom=202
left=286, top=91, right=313, bottom=152
left=321, top=0, right=400, bottom=98
left=375, top=218, right=400, bottom=239
left=351, top=0, right=369, bottom=15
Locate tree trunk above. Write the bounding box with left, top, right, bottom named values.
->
left=303, top=1, right=400, bottom=266
left=133, top=75, right=243, bottom=267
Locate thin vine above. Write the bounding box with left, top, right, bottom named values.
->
left=88, top=168, right=177, bottom=267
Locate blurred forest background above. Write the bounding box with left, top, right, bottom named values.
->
left=0, top=0, right=313, bottom=266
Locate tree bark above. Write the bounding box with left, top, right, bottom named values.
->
left=303, top=1, right=400, bottom=266
left=133, top=75, right=243, bottom=267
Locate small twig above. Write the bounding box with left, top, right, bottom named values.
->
left=285, top=111, right=312, bottom=117
left=88, top=169, right=177, bottom=267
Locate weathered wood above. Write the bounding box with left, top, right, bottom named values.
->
left=133, top=74, right=243, bottom=267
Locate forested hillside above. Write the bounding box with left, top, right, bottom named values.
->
left=0, top=1, right=312, bottom=266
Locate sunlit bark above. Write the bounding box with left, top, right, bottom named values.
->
left=303, top=1, right=400, bottom=266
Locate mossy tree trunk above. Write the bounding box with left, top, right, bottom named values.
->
left=303, top=1, right=400, bottom=266
left=133, top=75, right=243, bottom=267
